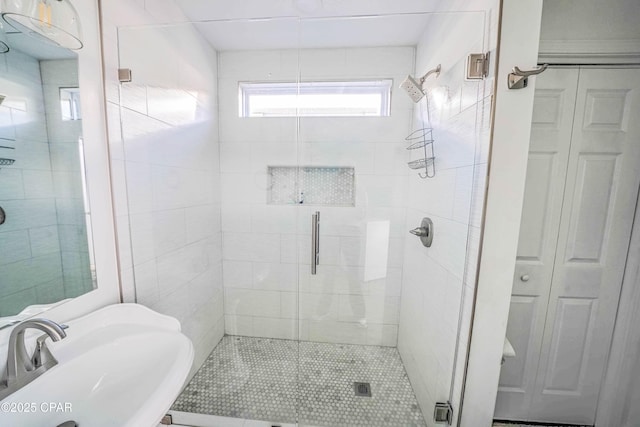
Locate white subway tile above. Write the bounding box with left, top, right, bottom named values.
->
left=223, top=232, right=280, bottom=263
left=224, top=288, right=281, bottom=318
left=186, top=205, right=220, bottom=243
left=221, top=173, right=266, bottom=204
left=0, top=169, right=23, bottom=200
left=124, top=160, right=153, bottom=214
left=280, top=291, right=297, bottom=319
left=338, top=295, right=400, bottom=324
left=221, top=203, right=252, bottom=232
left=452, top=166, right=474, bottom=224
left=299, top=49, right=347, bottom=78
left=251, top=205, right=297, bottom=235
left=0, top=230, right=31, bottom=265
left=374, top=142, right=410, bottom=175
left=223, top=260, right=253, bottom=289
left=252, top=317, right=297, bottom=340
left=299, top=292, right=339, bottom=320
left=306, top=319, right=368, bottom=345
left=344, top=47, right=414, bottom=77
left=28, top=226, right=60, bottom=257
left=252, top=262, right=297, bottom=292
left=152, top=209, right=187, bottom=257
left=366, top=324, right=398, bottom=347
left=224, top=314, right=253, bottom=336
left=133, top=259, right=159, bottom=306
left=188, top=265, right=223, bottom=314
left=356, top=174, right=408, bottom=208
left=129, top=212, right=156, bottom=264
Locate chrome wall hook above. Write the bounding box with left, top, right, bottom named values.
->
left=508, top=64, right=548, bottom=89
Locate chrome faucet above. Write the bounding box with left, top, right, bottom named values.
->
left=0, top=318, right=67, bottom=400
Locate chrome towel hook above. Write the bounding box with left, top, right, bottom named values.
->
left=508, top=64, right=548, bottom=89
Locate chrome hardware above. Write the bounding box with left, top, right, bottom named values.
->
left=0, top=319, right=68, bottom=400
left=508, top=64, right=548, bottom=89
left=118, top=68, right=132, bottom=83
left=410, top=227, right=428, bottom=237
left=520, top=274, right=530, bottom=282
left=466, top=53, right=489, bottom=80
left=311, top=211, right=320, bottom=275
left=410, top=217, right=434, bottom=248
left=434, top=401, right=453, bottom=425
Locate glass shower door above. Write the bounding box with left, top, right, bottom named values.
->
left=294, top=12, right=489, bottom=426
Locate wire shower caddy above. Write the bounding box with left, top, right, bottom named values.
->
left=406, top=92, right=436, bottom=179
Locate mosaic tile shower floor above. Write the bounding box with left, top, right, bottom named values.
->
left=172, top=336, right=427, bottom=427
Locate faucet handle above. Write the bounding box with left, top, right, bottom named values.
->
left=31, top=324, right=68, bottom=369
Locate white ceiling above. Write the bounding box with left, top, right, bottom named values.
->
left=195, top=14, right=435, bottom=51
left=176, top=0, right=492, bottom=21
left=175, top=0, right=490, bottom=50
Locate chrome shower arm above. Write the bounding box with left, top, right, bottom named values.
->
left=418, top=64, right=442, bottom=84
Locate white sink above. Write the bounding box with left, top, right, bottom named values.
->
left=0, top=304, right=194, bottom=427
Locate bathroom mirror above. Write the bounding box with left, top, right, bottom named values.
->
left=0, top=23, right=97, bottom=322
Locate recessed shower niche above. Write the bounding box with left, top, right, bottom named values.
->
left=267, top=166, right=355, bottom=206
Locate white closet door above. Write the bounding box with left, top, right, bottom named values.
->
left=528, top=68, right=640, bottom=424
left=496, top=67, right=640, bottom=424
left=494, top=68, right=580, bottom=420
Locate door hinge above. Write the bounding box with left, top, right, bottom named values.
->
left=118, top=68, right=132, bottom=83
left=466, top=53, right=490, bottom=80
left=160, top=414, right=173, bottom=425
left=434, top=401, right=454, bottom=425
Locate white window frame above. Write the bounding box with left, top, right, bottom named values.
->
left=239, top=80, right=393, bottom=118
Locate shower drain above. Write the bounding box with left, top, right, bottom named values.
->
left=354, top=382, right=372, bottom=397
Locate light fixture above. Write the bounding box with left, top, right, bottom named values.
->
left=0, top=0, right=82, bottom=50
left=0, top=22, right=9, bottom=53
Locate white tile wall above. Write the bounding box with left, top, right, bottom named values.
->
left=219, top=47, right=413, bottom=346
left=101, top=0, right=225, bottom=377
left=396, top=10, right=492, bottom=425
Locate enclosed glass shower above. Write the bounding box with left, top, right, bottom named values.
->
left=113, top=10, right=492, bottom=427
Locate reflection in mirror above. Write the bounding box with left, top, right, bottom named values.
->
left=59, top=87, right=82, bottom=121
left=0, top=23, right=96, bottom=321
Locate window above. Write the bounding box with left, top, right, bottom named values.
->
left=239, top=80, right=392, bottom=118
left=60, top=87, right=82, bottom=121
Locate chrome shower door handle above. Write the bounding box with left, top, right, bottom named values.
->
left=311, top=211, right=320, bottom=275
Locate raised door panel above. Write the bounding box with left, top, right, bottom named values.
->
left=564, top=154, right=618, bottom=264
left=530, top=68, right=640, bottom=424
left=498, top=296, right=539, bottom=391
left=542, top=297, right=597, bottom=394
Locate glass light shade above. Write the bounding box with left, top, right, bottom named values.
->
left=0, top=22, right=9, bottom=53
left=0, top=0, right=82, bottom=50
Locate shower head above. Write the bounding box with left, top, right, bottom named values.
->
left=401, top=64, right=442, bottom=103
left=401, top=75, right=426, bottom=102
